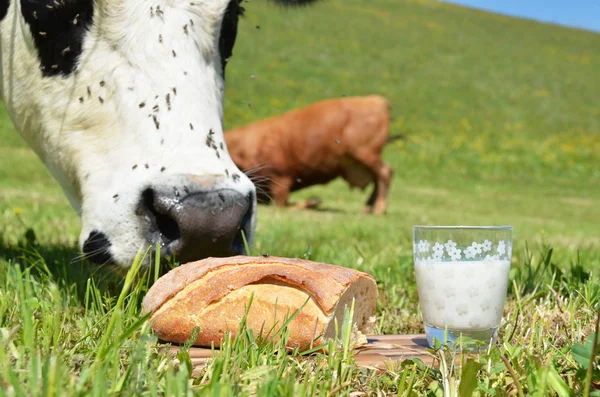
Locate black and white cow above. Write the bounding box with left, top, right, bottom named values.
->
left=0, top=0, right=316, bottom=269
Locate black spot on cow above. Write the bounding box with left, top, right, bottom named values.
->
left=0, top=0, right=9, bottom=21
left=21, top=0, right=94, bottom=77
left=219, top=0, right=244, bottom=75
left=82, top=230, right=114, bottom=265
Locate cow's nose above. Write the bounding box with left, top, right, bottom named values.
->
left=139, top=185, right=253, bottom=263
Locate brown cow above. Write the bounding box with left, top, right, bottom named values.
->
left=224, top=95, right=402, bottom=214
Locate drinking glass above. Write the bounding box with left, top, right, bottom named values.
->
left=413, top=226, right=513, bottom=349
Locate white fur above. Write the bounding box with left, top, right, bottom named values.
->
left=0, top=0, right=256, bottom=267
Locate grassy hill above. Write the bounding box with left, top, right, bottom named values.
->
left=2, top=0, right=599, bottom=255
left=224, top=0, right=600, bottom=256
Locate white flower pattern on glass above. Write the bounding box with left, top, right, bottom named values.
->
left=431, top=243, right=444, bottom=260
left=482, top=239, right=492, bottom=252
left=450, top=248, right=462, bottom=261
left=497, top=240, right=506, bottom=255
left=415, top=239, right=510, bottom=262
left=444, top=240, right=457, bottom=251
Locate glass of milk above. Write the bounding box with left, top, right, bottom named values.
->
left=413, top=226, right=513, bottom=350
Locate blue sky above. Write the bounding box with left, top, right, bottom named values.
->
left=443, top=0, right=600, bottom=33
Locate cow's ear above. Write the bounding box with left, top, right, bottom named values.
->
left=272, top=0, right=322, bottom=5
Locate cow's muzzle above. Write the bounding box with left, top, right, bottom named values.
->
left=137, top=178, right=254, bottom=264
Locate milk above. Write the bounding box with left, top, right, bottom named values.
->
left=414, top=259, right=510, bottom=330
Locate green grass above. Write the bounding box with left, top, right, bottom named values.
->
left=1, top=0, right=599, bottom=395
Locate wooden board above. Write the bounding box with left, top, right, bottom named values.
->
left=166, top=334, right=436, bottom=373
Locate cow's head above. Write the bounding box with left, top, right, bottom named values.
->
left=0, top=0, right=317, bottom=269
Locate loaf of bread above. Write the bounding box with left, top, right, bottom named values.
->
left=142, top=255, right=378, bottom=349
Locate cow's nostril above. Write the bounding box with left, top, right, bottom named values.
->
left=156, top=212, right=180, bottom=241
left=142, top=188, right=181, bottom=243
left=140, top=183, right=253, bottom=263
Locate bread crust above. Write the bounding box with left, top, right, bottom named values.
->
left=142, top=255, right=369, bottom=315
left=142, top=256, right=378, bottom=348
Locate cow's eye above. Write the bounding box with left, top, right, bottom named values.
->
left=219, top=0, right=244, bottom=75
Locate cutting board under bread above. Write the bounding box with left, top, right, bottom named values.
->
left=167, top=334, right=436, bottom=372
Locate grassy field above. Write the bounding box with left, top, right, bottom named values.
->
left=1, top=0, right=599, bottom=395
